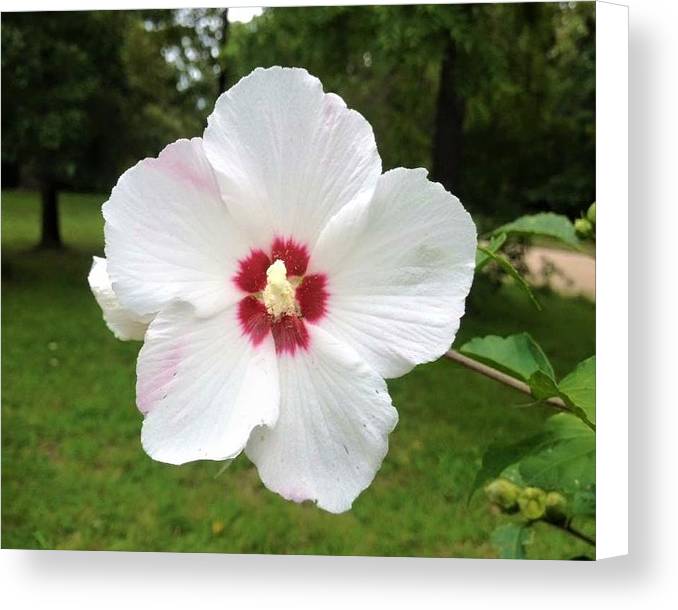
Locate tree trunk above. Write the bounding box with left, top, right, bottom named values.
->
left=431, top=37, right=464, bottom=195
left=39, top=181, right=62, bottom=249
left=216, top=8, right=230, bottom=97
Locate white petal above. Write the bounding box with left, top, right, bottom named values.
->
left=138, top=302, right=279, bottom=465
left=203, top=67, right=381, bottom=249
left=311, top=168, right=477, bottom=379
left=88, top=256, right=152, bottom=341
left=103, top=138, right=250, bottom=318
left=246, top=325, right=398, bottom=513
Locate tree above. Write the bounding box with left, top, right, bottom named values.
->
left=226, top=3, right=594, bottom=222
left=1, top=4, right=595, bottom=244
left=217, top=8, right=231, bottom=95
left=142, top=7, right=232, bottom=131
left=1, top=10, right=192, bottom=249
left=2, top=12, right=126, bottom=248
left=431, top=37, right=464, bottom=193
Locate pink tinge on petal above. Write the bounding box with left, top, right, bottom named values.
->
left=137, top=344, right=184, bottom=414
left=296, top=273, right=329, bottom=322
left=234, top=249, right=271, bottom=293
left=280, top=486, right=313, bottom=505
left=270, top=236, right=309, bottom=277
left=237, top=296, right=271, bottom=346
left=154, top=140, right=216, bottom=194
left=271, top=315, right=309, bottom=355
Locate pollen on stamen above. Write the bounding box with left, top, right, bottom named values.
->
left=262, top=259, right=299, bottom=319
left=235, top=238, right=329, bottom=355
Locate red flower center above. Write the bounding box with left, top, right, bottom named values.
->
left=234, top=237, right=328, bottom=355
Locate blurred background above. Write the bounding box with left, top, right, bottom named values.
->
left=1, top=3, right=595, bottom=557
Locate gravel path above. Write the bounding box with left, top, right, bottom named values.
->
left=524, top=247, right=595, bottom=301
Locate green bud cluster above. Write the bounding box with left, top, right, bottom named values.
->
left=485, top=478, right=568, bottom=523
left=518, top=487, right=547, bottom=520
left=484, top=478, right=521, bottom=512
left=574, top=217, right=593, bottom=237
left=544, top=491, right=568, bottom=524
left=575, top=202, right=596, bottom=239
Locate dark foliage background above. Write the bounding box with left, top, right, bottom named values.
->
left=2, top=3, right=594, bottom=246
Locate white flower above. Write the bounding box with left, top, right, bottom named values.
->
left=89, top=67, right=477, bottom=513
left=88, top=256, right=152, bottom=341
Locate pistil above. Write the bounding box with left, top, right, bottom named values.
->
left=262, top=260, right=299, bottom=319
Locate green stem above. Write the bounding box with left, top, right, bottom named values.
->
left=444, top=349, right=596, bottom=431
left=445, top=349, right=568, bottom=410
left=545, top=520, right=596, bottom=546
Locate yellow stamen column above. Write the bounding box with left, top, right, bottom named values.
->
left=262, top=260, right=299, bottom=319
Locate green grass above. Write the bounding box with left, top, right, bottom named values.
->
left=1, top=189, right=595, bottom=557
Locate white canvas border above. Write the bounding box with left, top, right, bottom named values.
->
left=1, top=1, right=647, bottom=607
left=0, top=0, right=629, bottom=560
left=595, top=0, right=629, bottom=560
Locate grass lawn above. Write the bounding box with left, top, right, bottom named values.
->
left=1, top=189, right=595, bottom=557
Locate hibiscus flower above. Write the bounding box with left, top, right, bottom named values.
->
left=89, top=67, right=476, bottom=513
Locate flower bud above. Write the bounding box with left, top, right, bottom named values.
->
left=484, top=478, right=521, bottom=512
left=544, top=491, right=568, bottom=524
left=518, top=487, right=547, bottom=520
left=587, top=202, right=596, bottom=225
left=574, top=217, right=593, bottom=238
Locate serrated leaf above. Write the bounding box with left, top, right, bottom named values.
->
left=459, top=335, right=594, bottom=429
left=559, top=356, right=596, bottom=424
left=477, top=246, right=541, bottom=310
left=492, top=212, right=581, bottom=249
left=460, top=333, right=555, bottom=384
left=518, top=413, right=595, bottom=493
left=491, top=523, right=533, bottom=559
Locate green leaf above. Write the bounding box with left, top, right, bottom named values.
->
left=469, top=434, right=544, bottom=499
left=459, top=336, right=595, bottom=429
left=490, top=523, right=533, bottom=559
left=472, top=415, right=595, bottom=507
left=477, top=246, right=541, bottom=310
left=492, top=212, right=581, bottom=249
left=460, top=333, right=555, bottom=384
left=476, top=232, right=507, bottom=270
left=518, top=413, right=595, bottom=493
left=527, top=369, right=562, bottom=401
left=559, top=356, right=596, bottom=424
left=571, top=489, right=596, bottom=518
